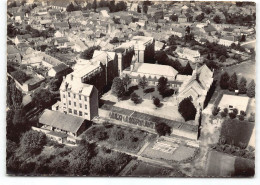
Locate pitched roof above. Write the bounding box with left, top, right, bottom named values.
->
left=50, top=0, right=72, bottom=8
left=52, top=63, right=70, bottom=73
left=92, top=50, right=116, bottom=65
left=39, top=109, right=85, bottom=133
left=54, top=22, right=69, bottom=28
left=7, top=45, right=20, bottom=55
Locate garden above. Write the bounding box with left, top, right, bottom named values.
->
left=84, top=123, right=150, bottom=153
left=140, top=138, right=199, bottom=163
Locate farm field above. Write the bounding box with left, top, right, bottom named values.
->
left=220, top=119, right=254, bottom=146
left=206, top=151, right=254, bottom=177
left=126, top=161, right=185, bottom=177
left=141, top=138, right=197, bottom=162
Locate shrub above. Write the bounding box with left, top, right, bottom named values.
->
left=239, top=114, right=245, bottom=121
left=248, top=112, right=255, bottom=122
left=155, top=122, right=171, bottom=136
left=162, top=89, right=175, bottom=98
left=229, top=112, right=236, bottom=119
left=212, top=106, right=220, bottom=116
left=96, top=130, right=108, bottom=141
left=224, top=108, right=229, bottom=114
left=143, top=87, right=155, bottom=94
left=113, top=129, right=125, bottom=141
left=233, top=108, right=238, bottom=115
left=153, top=97, right=161, bottom=108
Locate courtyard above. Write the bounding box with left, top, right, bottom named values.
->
left=101, top=85, right=184, bottom=122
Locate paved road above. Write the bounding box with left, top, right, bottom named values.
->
left=241, top=39, right=256, bottom=46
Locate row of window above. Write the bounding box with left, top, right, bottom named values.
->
left=68, top=101, right=87, bottom=109
left=68, top=108, right=88, bottom=117
left=64, top=92, right=88, bottom=101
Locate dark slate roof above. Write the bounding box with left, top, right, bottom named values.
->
left=52, top=63, right=70, bottom=73
left=39, top=109, right=85, bottom=133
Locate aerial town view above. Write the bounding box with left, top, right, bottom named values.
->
left=6, top=0, right=256, bottom=177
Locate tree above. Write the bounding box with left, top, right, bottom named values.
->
left=32, top=88, right=53, bottom=108
left=111, top=77, right=125, bottom=100
left=143, top=5, right=148, bottom=14
left=153, top=97, right=161, bottom=108
left=233, top=108, right=238, bottom=116
left=182, top=62, right=193, bottom=75
left=229, top=72, right=238, bottom=91
left=19, top=130, right=47, bottom=155
left=220, top=72, right=230, bottom=89
left=80, top=46, right=101, bottom=60
left=154, top=50, right=168, bottom=64
left=170, top=14, right=178, bottom=22
left=185, top=26, right=191, bottom=34
left=195, top=13, right=205, bottom=22
left=240, top=35, right=246, bottom=42
left=49, top=78, right=61, bottom=91
left=137, top=5, right=141, bottom=13
left=221, top=111, right=227, bottom=118
left=178, top=97, right=197, bottom=121
left=168, top=35, right=176, bottom=46
left=66, top=3, right=75, bottom=12
left=138, top=76, right=148, bottom=91
left=115, top=1, right=127, bottom=12
left=109, top=37, right=119, bottom=44
left=109, top=0, right=116, bottom=12
left=122, top=74, right=131, bottom=91
left=212, top=106, right=220, bottom=116
left=238, top=77, right=247, bottom=94
left=247, top=80, right=255, bottom=98
left=130, top=92, right=141, bottom=105
left=213, top=15, right=221, bottom=24
left=155, top=122, right=171, bottom=136
left=219, top=55, right=226, bottom=63
left=92, top=0, right=97, bottom=12
left=7, top=24, right=19, bottom=38
left=157, top=76, right=168, bottom=94
left=229, top=112, right=236, bottom=119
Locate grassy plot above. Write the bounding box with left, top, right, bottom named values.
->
left=221, top=119, right=254, bottom=147
left=126, top=161, right=185, bottom=177
left=206, top=151, right=254, bottom=177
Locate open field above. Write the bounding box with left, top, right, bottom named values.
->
left=221, top=119, right=254, bottom=147
left=223, top=60, right=255, bottom=81
left=206, top=151, right=254, bottom=177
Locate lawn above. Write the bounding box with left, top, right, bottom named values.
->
left=141, top=138, right=197, bottom=162
left=223, top=60, right=255, bottom=81
left=85, top=124, right=149, bottom=153
left=220, top=119, right=255, bottom=147
left=206, top=151, right=255, bottom=177
left=126, top=161, right=185, bottom=177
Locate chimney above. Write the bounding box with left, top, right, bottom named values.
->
left=117, top=53, right=123, bottom=76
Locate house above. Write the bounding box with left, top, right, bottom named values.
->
left=178, top=13, right=193, bottom=23
left=219, top=36, right=238, bottom=47
left=176, top=47, right=201, bottom=63
left=38, top=109, right=90, bottom=143
left=48, top=63, right=72, bottom=78
left=14, top=34, right=32, bottom=45
left=50, top=0, right=69, bottom=11
left=218, top=94, right=250, bottom=114
left=171, top=27, right=185, bottom=38
left=54, top=37, right=71, bottom=48
left=58, top=74, right=99, bottom=121
left=53, top=22, right=70, bottom=30
left=7, top=45, right=21, bottom=63
left=13, top=12, right=25, bottom=23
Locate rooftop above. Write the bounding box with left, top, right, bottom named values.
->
left=218, top=94, right=250, bottom=112
left=39, top=109, right=85, bottom=134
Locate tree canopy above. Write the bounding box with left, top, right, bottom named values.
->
left=80, top=46, right=101, bottom=60
left=155, top=122, right=171, bottom=136
left=111, top=77, right=125, bottom=99
left=229, top=72, right=238, bottom=91
left=178, top=97, right=197, bottom=121
left=247, top=80, right=255, bottom=98
left=220, top=72, right=230, bottom=89
left=138, top=76, right=148, bottom=90
left=238, top=77, right=247, bottom=94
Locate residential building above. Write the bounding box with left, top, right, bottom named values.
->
left=58, top=73, right=99, bottom=121
left=219, top=36, right=238, bottom=47
left=7, top=45, right=21, bottom=63
left=176, top=47, right=201, bottom=63
left=38, top=109, right=90, bottom=143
